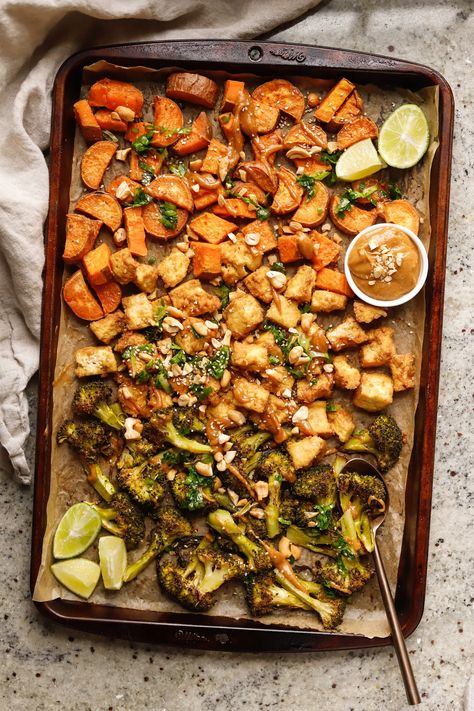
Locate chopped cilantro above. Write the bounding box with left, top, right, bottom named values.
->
left=206, top=346, right=230, bottom=380
left=326, top=400, right=338, bottom=413
left=268, top=354, right=280, bottom=365
left=389, top=181, right=402, bottom=200
left=157, top=125, right=192, bottom=138
left=189, top=383, right=213, bottom=401
left=219, top=284, right=231, bottom=309
left=296, top=171, right=330, bottom=200
left=271, top=261, right=286, bottom=274
left=131, top=130, right=155, bottom=155
left=335, top=185, right=378, bottom=217
left=299, top=302, right=312, bottom=313
left=159, top=201, right=178, bottom=230
left=132, top=187, right=153, bottom=207
left=320, top=150, right=343, bottom=166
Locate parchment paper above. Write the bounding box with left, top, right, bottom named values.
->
left=33, top=62, right=439, bottom=639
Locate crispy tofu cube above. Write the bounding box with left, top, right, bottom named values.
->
left=207, top=392, right=245, bottom=427
left=284, top=265, right=316, bottom=303
left=122, top=293, right=155, bottom=330
left=328, top=406, right=355, bottom=442
left=390, top=353, right=416, bottom=392
left=296, top=374, right=334, bottom=403
left=134, top=263, right=159, bottom=293
left=170, top=279, right=221, bottom=316
left=110, top=248, right=138, bottom=284
left=233, top=377, right=270, bottom=413
left=89, top=310, right=125, bottom=344
left=287, top=435, right=327, bottom=469
left=326, top=316, right=368, bottom=351
left=333, top=355, right=361, bottom=390
left=221, top=238, right=262, bottom=285
left=224, top=291, right=264, bottom=338
left=231, top=341, right=269, bottom=371
left=359, top=327, right=396, bottom=367
left=174, top=318, right=207, bottom=355
left=353, top=300, right=387, bottom=324
left=262, top=366, right=295, bottom=397
left=267, top=394, right=291, bottom=424
left=353, top=372, right=394, bottom=412
left=307, top=401, right=334, bottom=438
left=266, top=295, right=301, bottom=330
left=311, top=289, right=348, bottom=313
left=114, top=330, right=148, bottom=353
left=241, top=220, right=277, bottom=253
left=189, top=212, right=237, bottom=245
left=75, top=346, right=117, bottom=377
left=244, top=266, right=273, bottom=303
left=254, top=331, right=283, bottom=358
left=157, top=248, right=190, bottom=288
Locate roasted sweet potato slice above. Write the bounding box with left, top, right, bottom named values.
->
left=192, top=243, right=222, bottom=279
left=241, top=220, right=277, bottom=253
left=314, top=78, right=355, bottom=123
left=81, top=140, right=117, bottom=190
left=129, top=149, right=165, bottom=182
left=277, top=234, right=302, bottom=263
left=337, top=116, right=379, bottom=150
left=293, top=155, right=333, bottom=173
left=240, top=99, right=279, bottom=136
left=351, top=178, right=389, bottom=207
left=381, top=199, right=420, bottom=234
left=201, top=138, right=228, bottom=175
left=174, top=111, right=212, bottom=155
left=83, top=242, right=113, bottom=286
left=88, top=78, right=144, bottom=116
left=231, top=181, right=268, bottom=205
left=315, top=268, right=354, bottom=297
left=93, top=280, right=122, bottom=314
left=142, top=202, right=188, bottom=240
left=252, top=79, right=305, bottom=121
left=271, top=167, right=304, bottom=215
left=238, top=160, right=279, bottom=194
left=221, top=80, right=246, bottom=111
left=75, top=191, right=122, bottom=232
left=292, top=181, right=330, bottom=227
left=124, top=121, right=147, bottom=142
left=145, top=174, right=194, bottom=212
left=107, top=175, right=141, bottom=204
left=218, top=112, right=235, bottom=141
left=63, top=270, right=104, bottom=321
left=189, top=213, right=237, bottom=244
left=193, top=188, right=219, bottom=211
left=284, top=122, right=328, bottom=149
left=150, top=96, right=185, bottom=147
left=63, top=214, right=102, bottom=264
left=73, top=100, right=102, bottom=143
left=251, top=129, right=283, bottom=165
left=213, top=198, right=257, bottom=220
left=166, top=72, right=219, bottom=109
left=312, top=232, right=342, bottom=271
left=329, top=195, right=377, bottom=236
left=94, top=109, right=127, bottom=133
left=326, top=90, right=363, bottom=132
left=124, top=206, right=147, bottom=257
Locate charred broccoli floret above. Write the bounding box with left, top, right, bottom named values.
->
left=257, top=449, right=295, bottom=483
left=72, top=380, right=125, bottom=430
left=144, top=410, right=212, bottom=454
left=208, top=509, right=271, bottom=572
left=274, top=570, right=345, bottom=630
left=124, top=505, right=192, bottom=582
left=170, top=467, right=215, bottom=512
left=316, top=556, right=373, bottom=595
left=57, top=420, right=112, bottom=463
left=245, top=571, right=310, bottom=616
left=291, top=463, right=337, bottom=532
left=231, top=425, right=272, bottom=461
left=257, top=451, right=293, bottom=539
left=157, top=537, right=246, bottom=611
left=88, top=492, right=145, bottom=550
left=117, top=438, right=159, bottom=470
left=342, top=414, right=403, bottom=472
left=116, top=459, right=165, bottom=515
left=172, top=408, right=205, bottom=436
left=337, top=471, right=386, bottom=553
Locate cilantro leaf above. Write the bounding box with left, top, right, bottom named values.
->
left=159, top=201, right=178, bottom=230
left=157, top=125, right=192, bottom=139
left=320, top=150, right=343, bottom=166
left=132, top=187, right=152, bottom=207
left=296, top=171, right=330, bottom=200
left=189, top=383, right=213, bottom=401
left=389, top=181, right=402, bottom=200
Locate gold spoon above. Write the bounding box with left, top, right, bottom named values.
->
left=341, top=457, right=421, bottom=706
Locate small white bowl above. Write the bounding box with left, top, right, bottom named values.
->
left=344, top=222, right=428, bottom=308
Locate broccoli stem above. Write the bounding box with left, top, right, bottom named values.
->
left=164, top=422, right=212, bottom=454
left=274, top=571, right=341, bottom=629
left=86, top=464, right=117, bottom=502
left=94, top=402, right=125, bottom=430
left=265, top=473, right=281, bottom=539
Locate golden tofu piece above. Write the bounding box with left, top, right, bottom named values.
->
left=174, top=318, right=207, bottom=355
left=307, top=401, right=334, bottom=438
left=311, top=289, right=348, bottom=313
left=296, top=373, right=334, bottom=402
left=224, top=291, right=264, bottom=338
left=353, top=371, right=394, bottom=412
left=233, top=377, right=270, bottom=413
left=221, top=238, right=262, bottom=285
left=262, top=365, right=295, bottom=397
left=266, top=295, right=301, bottom=330
left=134, top=263, right=159, bottom=293
left=390, top=353, right=416, bottom=392
left=170, top=279, right=221, bottom=316
left=122, top=293, right=155, bottom=330
left=110, top=248, right=138, bottom=285
left=284, top=265, right=316, bottom=303
left=157, top=248, right=190, bottom=288
left=254, top=331, right=283, bottom=358
left=359, top=327, right=396, bottom=368
left=326, top=316, right=368, bottom=351
left=75, top=346, right=118, bottom=378
left=353, top=300, right=387, bottom=324
left=89, top=310, right=125, bottom=344
left=328, top=406, right=355, bottom=442
left=287, top=435, right=327, bottom=469
left=244, top=266, right=273, bottom=303
left=333, top=354, right=361, bottom=390
left=231, top=341, right=269, bottom=371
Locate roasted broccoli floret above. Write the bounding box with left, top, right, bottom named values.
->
left=274, top=570, right=345, bottom=630
left=144, top=410, right=212, bottom=454
left=286, top=525, right=356, bottom=558
left=245, top=571, right=310, bottom=616
left=208, top=509, right=271, bottom=572
left=88, top=492, right=145, bottom=550
left=231, top=425, right=272, bottom=461
left=124, top=505, right=192, bottom=582
left=291, top=463, right=337, bottom=532
left=337, top=471, right=386, bottom=553
left=57, top=419, right=112, bottom=463
left=157, top=537, right=246, bottom=611
left=316, top=556, right=373, bottom=595
left=257, top=451, right=293, bottom=539
left=257, top=449, right=295, bottom=483
left=117, top=438, right=159, bottom=470
left=172, top=409, right=205, bottom=436
left=170, top=467, right=215, bottom=512
left=72, top=380, right=125, bottom=430
left=116, top=459, right=165, bottom=515
left=342, top=413, right=403, bottom=472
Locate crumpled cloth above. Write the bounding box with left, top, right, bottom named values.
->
left=0, top=0, right=320, bottom=484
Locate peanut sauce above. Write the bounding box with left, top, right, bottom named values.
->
left=348, top=225, right=420, bottom=300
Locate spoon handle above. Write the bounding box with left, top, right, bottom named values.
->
left=373, top=539, right=421, bottom=705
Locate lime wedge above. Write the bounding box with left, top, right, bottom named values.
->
left=53, top=503, right=102, bottom=559
left=378, top=104, right=429, bottom=169
left=51, top=558, right=101, bottom=599
left=98, top=536, right=127, bottom=590
left=335, top=139, right=384, bottom=181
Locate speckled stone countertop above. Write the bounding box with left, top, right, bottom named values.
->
left=1, top=2, right=473, bottom=710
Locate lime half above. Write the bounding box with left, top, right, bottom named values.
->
left=378, top=104, right=429, bottom=169
left=335, top=139, right=384, bottom=181
left=98, top=536, right=127, bottom=590
left=51, top=558, right=101, bottom=599
left=53, top=503, right=102, bottom=559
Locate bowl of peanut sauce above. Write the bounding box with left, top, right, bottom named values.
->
left=344, top=223, right=428, bottom=307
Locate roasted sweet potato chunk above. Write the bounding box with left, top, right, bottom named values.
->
left=166, top=72, right=218, bottom=109
left=93, top=280, right=122, bottom=314
left=284, top=122, right=327, bottom=149
left=82, top=242, right=112, bottom=286
left=240, top=99, right=279, bottom=136
left=189, top=212, right=237, bottom=244
left=94, top=109, right=127, bottom=133
left=251, top=129, right=283, bottom=165
left=315, top=268, right=354, bottom=297
left=337, top=116, right=379, bottom=150
left=75, top=191, right=122, bottom=232
left=88, top=78, right=144, bottom=116
left=193, top=188, right=219, bottom=211
left=63, top=270, right=104, bottom=321
left=73, top=100, right=102, bottom=143
left=381, top=199, right=420, bottom=235
left=63, top=214, right=102, bottom=264
left=174, top=111, right=212, bottom=155
left=292, top=181, right=330, bottom=227
left=238, top=160, right=278, bottom=194
left=314, top=78, right=355, bottom=123
left=124, top=206, right=147, bottom=257
left=106, top=175, right=141, bottom=204
left=142, top=202, right=188, bottom=240
left=329, top=195, right=377, bottom=236
left=311, top=232, right=341, bottom=271
left=129, top=149, right=165, bottom=182
left=213, top=199, right=257, bottom=220
left=145, top=175, right=194, bottom=212
left=124, top=121, right=147, bottom=142
left=351, top=178, right=389, bottom=207
left=252, top=79, right=304, bottom=121
left=150, top=96, right=184, bottom=147
left=271, top=168, right=304, bottom=214
left=201, top=138, right=228, bottom=175
left=241, top=219, right=277, bottom=253
left=192, top=243, right=222, bottom=279
left=221, top=80, right=246, bottom=111
left=80, top=140, right=117, bottom=190
left=326, top=89, right=363, bottom=132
